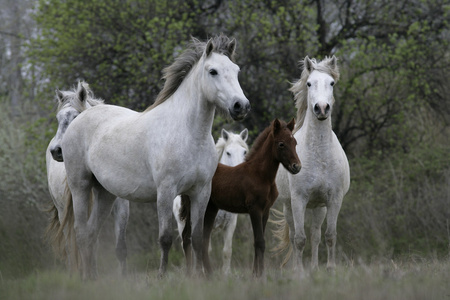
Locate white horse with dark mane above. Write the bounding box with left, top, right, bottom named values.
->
left=60, top=35, right=250, bottom=280
left=173, top=128, right=248, bottom=275
left=46, top=82, right=129, bottom=275
left=273, top=56, right=350, bottom=276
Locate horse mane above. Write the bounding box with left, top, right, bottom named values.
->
left=289, top=56, right=340, bottom=132
left=145, top=34, right=236, bottom=112
left=245, top=124, right=272, bottom=162
left=57, top=81, right=104, bottom=113
left=216, top=133, right=249, bottom=159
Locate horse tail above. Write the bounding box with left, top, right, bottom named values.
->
left=179, top=195, right=192, bottom=249
left=270, top=208, right=293, bottom=268
left=179, top=195, right=191, bottom=222
left=58, top=181, right=80, bottom=271
left=44, top=200, right=67, bottom=260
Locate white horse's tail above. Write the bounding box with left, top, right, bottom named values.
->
left=44, top=200, right=66, bottom=260
left=58, top=181, right=80, bottom=271
left=270, top=208, right=293, bottom=268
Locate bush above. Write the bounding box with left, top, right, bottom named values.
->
left=0, top=100, right=54, bottom=278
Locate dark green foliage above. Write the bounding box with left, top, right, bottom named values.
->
left=29, top=0, right=202, bottom=110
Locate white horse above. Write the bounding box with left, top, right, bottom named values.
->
left=173, top=128, right=248, bottom=275
left=273, top=56, right=350, bottom=276
left=46, top=82, right=129, bottom=276
left=60, top=35, right=250, bottom=280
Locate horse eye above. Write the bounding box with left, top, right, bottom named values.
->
left=330, top=81, right=335, bottom=86
left=209, top=69, right=218, bottom=76
left=226, top=151, right=231, bottom=156
left=307, top=82, right=311, bottom=87
left=244, top=151, right=247, bottom=155
left=278, top=142, right=285, bottom=149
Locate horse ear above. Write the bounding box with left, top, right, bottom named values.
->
left=304, top=56, right=314, bottom=72
left=221, top=129, right=230, bottom=141
left=287, top=118, right=295, bottom=131
left=329, top=55, right=338, bottom=71
left=240, top=128, right=248, bottom=142
left=228, top=38, right=236, bottom=56
left=77, top=81, right=87, bottom=102
left=55, top=89, right=64, bottom=103
left=205, top=39, right=214, bottom=57
left=273, top=118, right=281, bottom=133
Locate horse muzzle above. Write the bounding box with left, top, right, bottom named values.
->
left=229, top=98, right=251, bottom=121
left=313, top=103, right=330, bottom=121
left=288, top=163, right=301, bottom=174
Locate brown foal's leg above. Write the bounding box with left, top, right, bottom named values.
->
left=249, top=210, right=265, bottom=277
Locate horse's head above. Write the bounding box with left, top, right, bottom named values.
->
left=49, top=81, right=97, bottom=162
left=272, top=118, right=301, bottom=174
left=304, top=56, right=339, bottom=121
left=200, top=36, right=250, bottom=121
left=218, top=128, right=249, bottom=167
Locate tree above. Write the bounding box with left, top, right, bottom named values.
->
left=0, top=0, right=36, bottom=114
left=29, top=0, right=206, bottom=110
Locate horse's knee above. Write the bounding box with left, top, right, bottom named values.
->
left=159, top=234, right=172, bottom=251
left=294, top=234, right=306, bottom=250
left=223, top=248, right=232, bottom=260
left=324, top=231, right=336, bottom=247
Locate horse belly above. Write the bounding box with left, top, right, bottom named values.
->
left=97, top=169, right=157, bottom=202
left=88, top=154, right=157, bottom=202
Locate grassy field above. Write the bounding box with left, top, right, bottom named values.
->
left=1, top=258, right=449, bottom=300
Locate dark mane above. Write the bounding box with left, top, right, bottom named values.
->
left=145, top=34, right=236, bottom=112
left=245, top=124, right=272, bottom=162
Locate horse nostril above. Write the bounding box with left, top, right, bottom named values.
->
left=325, top=104, right=330, bottom=114
left=314, top=104, right=322, bottom=115
left=233, top=101, right=242, bottom=112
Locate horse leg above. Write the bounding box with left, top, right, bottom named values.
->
left=249, top=210, right=265, bottom=278
left=70, top=180, right=94, bottom=280
left=189, top=186, right=211, bottom=276
left=281, top=201, right=296, bottom=269
left=203, top=202, right=219, bottom=275
left=310, top=206, right=326, bottom=271
left=87, top=186, right=116, bottom=279
left=222, top=213, right=237, bottom=275
left=324, top=199, right=342, bottom=272
left=112, top=197, right=129, bottom=276
left=156, top=189, right=177, bottom=278
left=290, top=195, right=308, bottom=276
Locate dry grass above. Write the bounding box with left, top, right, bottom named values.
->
left=1, top=259, right=449, bottom=300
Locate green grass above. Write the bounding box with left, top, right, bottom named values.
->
left=1, top=259, right=449, bottom=300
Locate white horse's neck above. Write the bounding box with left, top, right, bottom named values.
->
left=149, top=64, right=216, bottom=139
left=302, top=107, right=333, bottom=148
